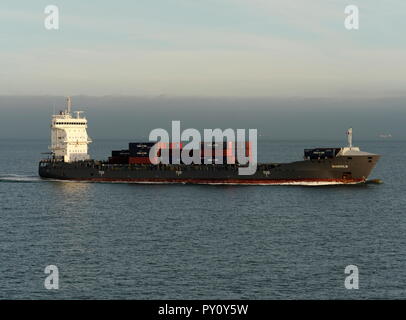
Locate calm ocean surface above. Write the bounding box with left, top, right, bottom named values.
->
left=0, top=139, right=405, bottom=299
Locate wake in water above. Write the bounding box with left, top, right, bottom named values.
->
left=0, top=174, right=88, bottom=184
left=0, top=174, right=43, bottom=183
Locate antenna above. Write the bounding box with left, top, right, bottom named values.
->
left=347, top=128, right=353, bottom=149
left=66, top=96, right=72, bottom=114
left=74, top=111, right=84, bottom=119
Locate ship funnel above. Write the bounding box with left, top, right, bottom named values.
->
left=347, top=128, right=353, bottom=149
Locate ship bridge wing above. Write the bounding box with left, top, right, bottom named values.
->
left=337, top=147, right=378, bottom=157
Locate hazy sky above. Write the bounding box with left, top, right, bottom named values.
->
left=1, top=96, right=405, bottom=140
left=1, top=0, right=405, bottom=97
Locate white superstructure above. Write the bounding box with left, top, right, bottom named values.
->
left=50, top=97, right=92, bottom=162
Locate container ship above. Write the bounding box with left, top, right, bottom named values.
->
left=39, top=98, right=380, bottom=185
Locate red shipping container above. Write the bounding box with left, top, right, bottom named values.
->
left=225, top=141, right=234, bottom=156
left=155, top=142, right=183, bottom=149
left=129, top=157, right=158, bottom=164
left=201, top=149, right=229, bottom=157
left=226, top=155, right=236, bottom=164
left=170, top=142, right=183, bottom=149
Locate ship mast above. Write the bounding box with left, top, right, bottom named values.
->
left=347, top=128, right=353, bottom=149
left=66, top=96, right=72, bottom=115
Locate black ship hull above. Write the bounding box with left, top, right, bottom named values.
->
left=39, top=154, right=380, bottom=185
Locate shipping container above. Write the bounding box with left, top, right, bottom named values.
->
left=129, top=142, right=155, bottom=149
left=200, top=156, right=233, bottom=164
left=129, top=157, right=156, bottom=164
left=108, top=155, right=129, bottom=164
left=129, top=141, right=183, bottom=157
left=304, top=148, right=339, bottom=159
left=112, top=149, right=130, bottom=157
left=200, top=141, right=252, bottom=157
left=169, top=157, right=182, bottom=164
left=201, top=141, right=227, bottom=148
left=226, top=155, right=236, bottom=164
left=200, top=149, right=230, bottom=157
left=131, top=151, right=150, bottom=157
left=169, top=142, right=183, bottom=149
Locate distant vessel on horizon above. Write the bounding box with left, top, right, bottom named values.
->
left=38, top=98, right=381, bottom=186
left=378, top=133, right=392, bottom=139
